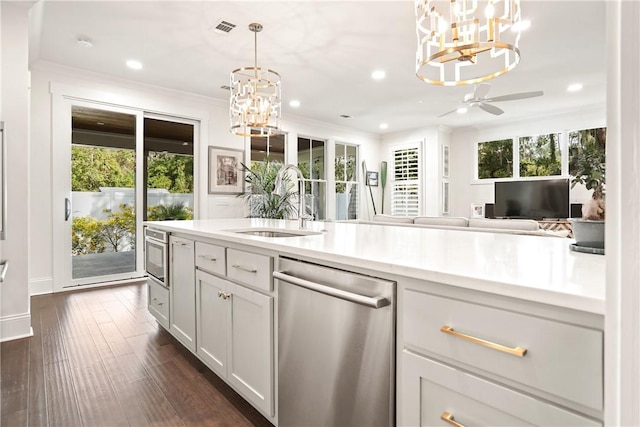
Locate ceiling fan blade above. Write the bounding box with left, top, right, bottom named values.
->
left=479, top=103, right=504, bottom=115
left=488, top=91, right=544, bottom=102
left=437, top=108, right=461, bottom=118
left=474, top=83, right=491, bottom=99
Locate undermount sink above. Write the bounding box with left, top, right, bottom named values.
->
left=225, top=228, right=323, bottom=238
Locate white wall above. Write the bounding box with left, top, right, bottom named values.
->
left=1, top=2, right=32, bottom=341
left=449, top=106, right=606, bottom=218
left=29, top=61, right=381, bottom=295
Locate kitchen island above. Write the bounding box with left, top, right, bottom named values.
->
left=144, top=218, right=605, bottom=426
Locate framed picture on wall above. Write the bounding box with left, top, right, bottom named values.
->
left=366, top=171, right=379, bottom=186
left=208, top=146, right=245, bottom=194
left=471, top=203, right=484, bottom=218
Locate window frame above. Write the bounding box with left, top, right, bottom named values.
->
left=474, top=130, right=575, bottom=183
left=334, top=142, right=359, bottom=221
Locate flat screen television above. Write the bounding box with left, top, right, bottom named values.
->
left=494, top=179, right=570, bottom=220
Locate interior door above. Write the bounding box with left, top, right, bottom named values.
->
left=52, top=100, right=145, bottom=290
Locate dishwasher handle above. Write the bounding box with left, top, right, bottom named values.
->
left=273, top=270, right=390, bottom=309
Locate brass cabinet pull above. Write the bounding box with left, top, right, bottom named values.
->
left=198, top=255, right=217, bottom=262
left=217, top=290, right=231, bottom=300
left=441, top=412, right=465, bottom=427
left=232, top=264, right=257, bottom=273
left=440, top=325, right=527, bottom=357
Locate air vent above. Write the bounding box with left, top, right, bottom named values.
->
left=212, top=20, right=236, bottom=34
left=339, top=114, right=353, bottom=119
left=220, top=85, right=231, bottom=90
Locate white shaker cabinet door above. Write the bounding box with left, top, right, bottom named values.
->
left=227, top=281, right=274, bottom=417
left=169, top=236, right=196, bottom=352
left=196, top=270, right=230, bottom=378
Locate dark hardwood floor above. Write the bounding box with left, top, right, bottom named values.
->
left=1, top=283, right=273, bottom=427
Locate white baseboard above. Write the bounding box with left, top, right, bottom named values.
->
left=30, top=276, right=53, bottom=295
left=0, top=312, right=33, bottom=342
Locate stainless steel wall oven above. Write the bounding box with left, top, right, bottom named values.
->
left=144, top=227, right=169, bottom=287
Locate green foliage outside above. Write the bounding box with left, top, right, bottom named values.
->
left=240, top=159, right=297, bottom=219
left=146, top=151, right=194, bottom=193
left=335, top=150, right=357, bottom=193
left=72, top=202, right=192, bottom=255
left=72, top=146, right=193, bottom=193
left=568, top=127, right=606, bottom=197
left=72, top=146, right=135, bottom=191
left=477, top=139, right=513, bottom=179
left=519, top=133, right=561, bottom=177
left=148, top=203, right=193, bottom=221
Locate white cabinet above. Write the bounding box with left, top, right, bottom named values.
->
left=226, top=248, right=272, bottom=292
left=169, top=236, right=196, bottom=352
left=196, top=269, right=274, bottom=416
left=402, top=351, right=600, bottom=427
left=147, top=278, right=169, bottom=329
left=400, top=287, right=604, bottom=425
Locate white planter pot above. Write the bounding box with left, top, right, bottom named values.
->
left=572, top=219, right=605, bottom=249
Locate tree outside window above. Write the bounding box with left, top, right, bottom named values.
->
left=519, top=133, right=561, bottom=177
left=477, top=139, right=513, bottom=179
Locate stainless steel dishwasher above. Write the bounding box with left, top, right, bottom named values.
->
left=274, top=257, right=396, bottom=427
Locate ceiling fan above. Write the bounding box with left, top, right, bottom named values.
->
left=438, top=83, right=544, bottom=117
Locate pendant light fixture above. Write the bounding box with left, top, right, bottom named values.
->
left=229, top=23, right=282, bottom=137
left=416, top=0, right=522, bottom=86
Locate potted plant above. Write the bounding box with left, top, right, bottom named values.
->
left=568, top=128, right=606, bottom=250
left=239, top=158, right=297, bottom=219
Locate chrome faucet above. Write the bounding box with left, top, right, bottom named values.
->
left=274, top=164, right=312, bottom=229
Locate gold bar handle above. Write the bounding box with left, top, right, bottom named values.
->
left=441, top=412, right=465, bottom=427
left=232, top=264, right=257, bottom=273
left=440, top=325, right=527, bottom=357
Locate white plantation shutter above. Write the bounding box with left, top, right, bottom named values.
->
left=391, top=145, right=421, bottom=216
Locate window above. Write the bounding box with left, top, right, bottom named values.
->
left=391, top=145, right=420, bottom=216
left=519, top=133, right=561, bottom=177
left=477, top=139, right=513, bottom=179
left=568, top=127, right=606, bottom=178
left=335, top=143, right=358, bottom=220
left=297, top=137, right=326, bottom=220
left=477, top=128, right=606, bottom=181
left=250, top=132, right=286, bottom=165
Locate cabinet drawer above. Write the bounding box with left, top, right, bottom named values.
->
left=403, top=289, right=603, bottom=412
left=195, top=242, right=226, bottom=276
left=148, top=279, right=169, bottom=329
left=402, top=351, right=601, bottom=427
left=226, top=248, right=272, bottom=292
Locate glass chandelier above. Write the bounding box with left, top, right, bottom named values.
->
left=416, top=0, right=522, bottom=86
left=230, top=23, right=282, bottom=137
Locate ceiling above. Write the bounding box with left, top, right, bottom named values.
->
left=31, top=1, right=607, bottom=135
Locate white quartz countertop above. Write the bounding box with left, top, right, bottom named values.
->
left=145, top=218, right=606, bottom=315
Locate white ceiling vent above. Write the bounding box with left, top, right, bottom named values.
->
left=212, top=20, right=236, bottom=34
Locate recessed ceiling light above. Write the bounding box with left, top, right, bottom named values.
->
left=379, top=123, right=389, bottom=130
left=371, top=70, right=386, bottom=80
left=567, top=83, right=583, bottom=92
left=77, top=37, right=93, bottom=48
left=456, top=107, right=468, bottom=114
left=511, top=20, right=531, bottom=32
left=289, top=100, right=301, bottom=108
left=126, top=60, right=143, bottom=70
